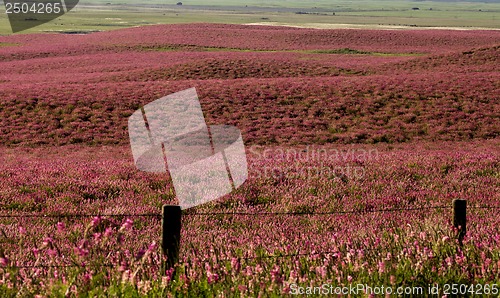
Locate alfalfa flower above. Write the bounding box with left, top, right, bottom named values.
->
left=120, top=219, right=133, bottom=232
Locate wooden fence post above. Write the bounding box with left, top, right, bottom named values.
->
left=452, top=199, right=466, bottom=245
left=162, top=205, right=182, bottom=270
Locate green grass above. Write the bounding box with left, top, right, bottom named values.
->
left=0, top=42, right=19, bottom=47
left=134, top=44, right=421, bottom=57
left=0, top=0, right=499, bottom=35
left=78, top=0, right=500, bottom=11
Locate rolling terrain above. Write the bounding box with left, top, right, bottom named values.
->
left=0, top=24, right=499, bottom=296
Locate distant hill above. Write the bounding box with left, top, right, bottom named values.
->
left=420, top=0, right=500, bottom=2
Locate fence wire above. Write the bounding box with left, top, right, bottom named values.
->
left=4, top=264, right=114, bottom=269
left=0, top=202, right=497, bottom=270
left=0, top=204, right=497, bottom=219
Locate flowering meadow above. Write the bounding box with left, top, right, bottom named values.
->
left=0, top=24, right=499, bottom=296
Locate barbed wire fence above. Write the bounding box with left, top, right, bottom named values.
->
left=0, top=204, right=498, bottom=219
left=0, top=201, right=498, bottom=270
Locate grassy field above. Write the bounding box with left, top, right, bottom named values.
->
left=0, top=0, right=499, bottom=35
left=0, top=0, right=499, bottom=295
left=0, top=3, right=499, bottom=294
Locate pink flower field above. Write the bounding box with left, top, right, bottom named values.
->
left=0, top=24, right=499, bottom=296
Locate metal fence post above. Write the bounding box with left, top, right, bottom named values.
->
left=162, top=205, right=182, bottom=270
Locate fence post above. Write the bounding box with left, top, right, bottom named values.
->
left=162, top=205, right=182, bottom=270
left=452, top=199, right=466, bottom=245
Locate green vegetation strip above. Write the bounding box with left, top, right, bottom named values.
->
left=0, top=43, right=20, bottom=47
left=133, top=45, right=422, bottom=56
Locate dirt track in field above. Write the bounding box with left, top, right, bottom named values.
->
left=245, top=22, right=500, bottom=31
